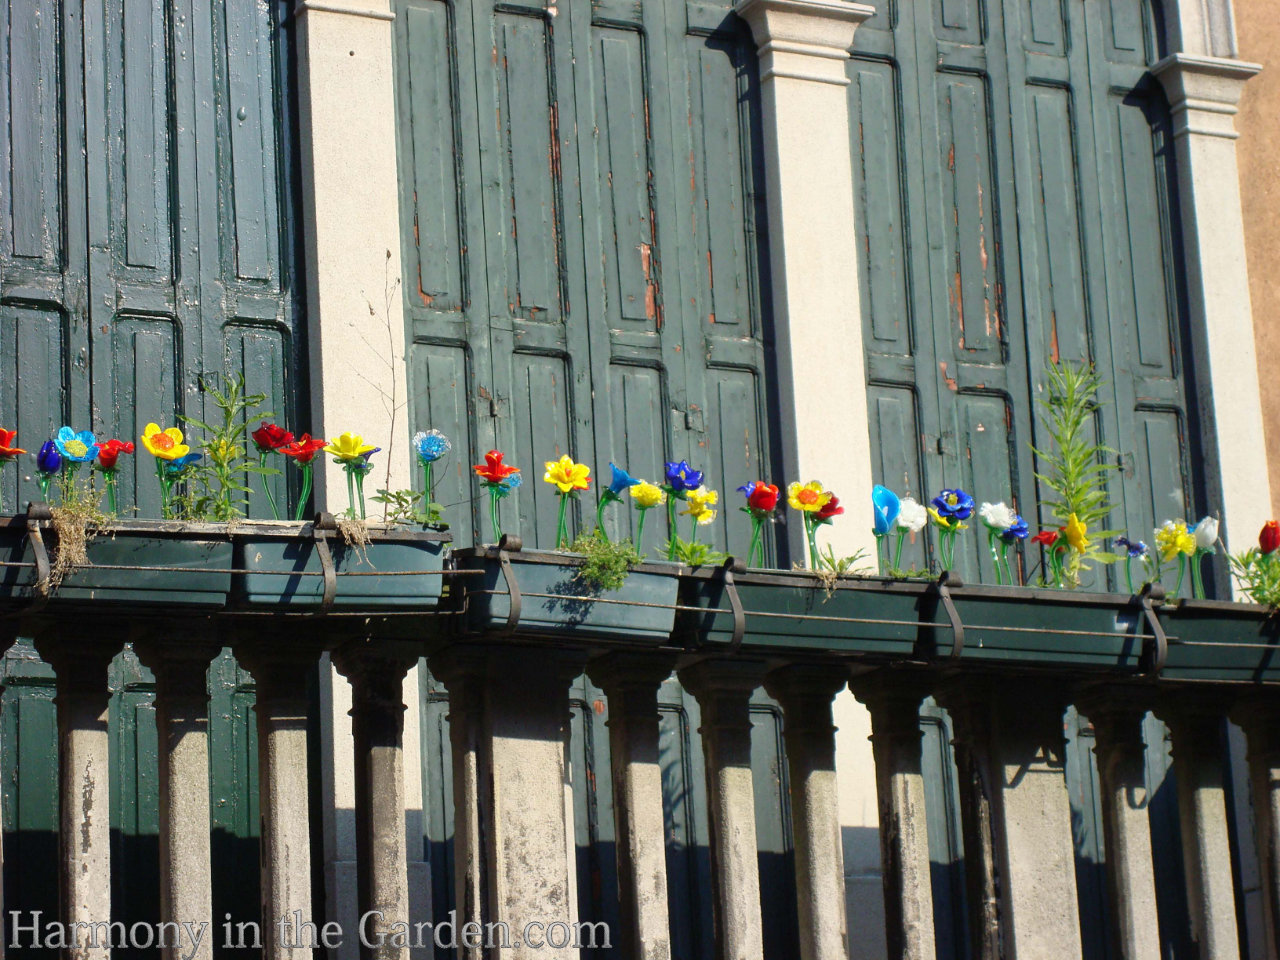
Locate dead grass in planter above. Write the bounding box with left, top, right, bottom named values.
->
left=48, top=487, right=111, bottom=592
left=336, top=516, right=373, bottom=567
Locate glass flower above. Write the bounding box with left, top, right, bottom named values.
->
left=664, top=460, right=704, bottom=493
left=872, top=485, right=900, bottom=535
left=682, top=485, right=718, bottom=524
left=1000, top=515, right=1029, bottom=542
left=97, top=439, right=135, bottom=471
left=979, top=501, right=1016, bottom=531
left=931, top=488, right=974, bottom=521
left=1155, top=520, right=1196, bottom=562
left=474, top=450, right=520, bottom=484
left=630, top=481, right=665, bottom=509
left=815, top=494, right=844, bottom=523
left=1261, top=521, right=1280, bottom=556
left=544, top=455, right=591, bottom=493
left=1064, top=513, right=1089, bottom=553
left=36, top=440, right=62, bottom=474
left=251, top=422, right=294, bottom=452
left=0, top=429, right=26, bottom=460
left=1115, top=537, right=1148, bottom=559
left=1192, top=516, right=1218, bottom=551
left=325, top=432, right=379, bottom=463
left=788, top=480, right=832, bottom=513
left=738, top=481, right=779, bottom=513
left=413, top=429, right=451, bottom=464
left=896, top=498, right=927, bottom=533
left=607, top=463, right=641, bottom=496
left=141, top=423, right=191, bottom=461
left=55, top=426, right=100, bottom=463
left=280, top=434, right=327, bottom=465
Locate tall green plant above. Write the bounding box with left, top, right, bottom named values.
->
left=1031, top=362, right=1120, bottom=587
left=178, top=373, right=277, bottom=521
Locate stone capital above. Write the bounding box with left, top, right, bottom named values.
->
left=734, top=0, right=873, bottom=86
left=1152, top=54, right=1262, bottom=139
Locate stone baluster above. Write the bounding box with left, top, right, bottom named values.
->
left=765, top=666, right=849, bottom=960
left=586, top=653, right=676, bottom=960
left=851, top=680, right=936, bottom=960
left=678, top=659, right=767, bottom=960
left=0, top=627, right=17, bottom=960
left=32, top=632, right=124, bottom=960
left=332, top=641, right=418, bottom=960
left=1235, top=696, right=1280, bottom=959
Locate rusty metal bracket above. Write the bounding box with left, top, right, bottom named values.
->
left=494, top=546, right=522, bottom=637
left=936, top=571, right=965, bottom=660
left=1138, top=582, right=1168, bottom=676
left=25, top=501, right=52, bottom=607
left=312, top=512, right=339, bottom=611
left=721, top=557, right=747, bottom=652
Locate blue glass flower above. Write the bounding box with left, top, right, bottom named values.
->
left=737, top=481, right=757, bottom=499
left=608, top=463, right=640, bottom=496
left=664, top=460, right=704, bottom=493
left=413, top=430, right=451, bottom=464
left=496, top=471, right=523, bottom=498
left=1001, top=516, right=1029, bottom=542
left=36, top=440, right=62, bottom=474
left=1116, top=536, right=1148, bottom=559
left=931, top=488, right=975, bottom=521
left=872, top=485, right=901, bottom=535
left=163, top=452, right=203, bottom=476
left=356, top=448, right=381, bottom=474
left=54, top=426, right=100, bottom=463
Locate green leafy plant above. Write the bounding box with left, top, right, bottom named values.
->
left=1031, top=362, right=1121, bottom=587
left=565, top=529, right=643, bottom=591
left=664, top=536, right=729, bottom=567
left=178, top=373, right=276, bottom=521
left=370, top=487, right=447, bottom=527
left=1230, top=549, right=1280, bottom=608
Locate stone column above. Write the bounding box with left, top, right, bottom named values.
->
left=332, top=642, right=416, bottom=960
left=1236, top=698, right=1280, bottom=959
left=1077, top=691, right=1162, bottom=960
left=135, top=639, right=223, bottom=960
left=294, top=0, right=411, bottom=505
left=429, top=645, right=584, bottom=960
left=678, top=659, right=767, bottom=960
left=940, top=681, right=1083, bottom=960
left=1164, top=703, right=1241, bottom=960
left=239, top=644, right=323, bottom=960
left=732, top=0, right=877, bottom=561
left=765, top=666, right=849, bottom=960
left=850, top=682, right=935, bottom=960
left=586, top=653, right=675, bottom=960
left=32, top=635, right=122, bottom=960
left=1152, top=54, right=1273, bottom=549
left=0, top=627, right=17, bottom=960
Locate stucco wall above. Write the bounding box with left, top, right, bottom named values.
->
left=1237, top=3, right=1280, bottom=520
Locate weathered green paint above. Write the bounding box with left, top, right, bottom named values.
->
left=395, top=0, right=780, bottom=559
left=0, top=0, right=303, bottom=520
left=851, top=0, right=1198, bottom=589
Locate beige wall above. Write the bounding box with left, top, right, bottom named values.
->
left=1237, top=4, right=1280, bottom=520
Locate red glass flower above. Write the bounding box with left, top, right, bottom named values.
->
left=474, top=450, right=520, bottom=484
left=0, top=429, right=26, bottom=460
left=252, top=421, right=295, bottom=452
left=1031, top=530, right=1060, bottom=547
left=746, top=482, right=779, bottom=513
left=815, top=494, right=843, bottom=522
left=280, top=434, right=327, bottom=465
left=97, top=438, right=135, bottom=470
left=1260, top=520, right=1280, bottom=556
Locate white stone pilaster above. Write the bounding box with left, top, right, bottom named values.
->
left=733, top=0, right=876, bottom=563
left=295, top=0, right=410, bottom=508
left=1152, top=54, right=1271, bottom=562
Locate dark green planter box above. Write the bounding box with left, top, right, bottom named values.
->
left=933, top=583, right=1149, bottom=671
left=235, top=521, right=450, bottom=608
left=678, top=567, right=928, bottom=657
left=453, top=547, right=683, bottom=642
left=1155, top=599, right=1280, bottom=682
left=0, top=515, right=233, bottom=606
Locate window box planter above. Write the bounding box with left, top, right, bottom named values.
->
left=676, top=565, right=927, bottom=658
left=1154, top=598, right=1280, bottom=682
left=451, top=541, right=683, bottom=643
left=233, top=516, right=450, bottom=609
left=0, top=509, right=233, bottom=607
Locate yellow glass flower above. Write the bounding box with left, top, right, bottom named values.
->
left=1155, top=520, right=1197, bottom=562
left=682, top=485, right=718, bottom=518
left=630, top=480, right=666, bottom=508
left=543, top=454, right=591, bottom=493
left=927, top=506, right=968, bottom=531
left=325, top=432, right=378, bottom=463
left=140, top=423, right=190, bottom=461
left=1065, top=513, right=1090, bottom=553
left=787, top=480, right=832, bottom=513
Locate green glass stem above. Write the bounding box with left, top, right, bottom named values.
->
left=556, top=494, right=569, bottom=549
left=155, top=459, right=171, bottom=519
left=38, top=472, right=52, bottom=502
left=105, top=473, right=118, bottom=516
left=874, top=532, right=887, bottom=576
left=1124, top=558, right=1135, bottom=596
left=1190, top=550, right=1206, bottom=600
left=1173, top=555, right=1187, bottom=599
left=345, top=467, right=357, bottom=519
left=595, top=495, right=611, bottom=541
left=747, top=517, right=763, bottom=568
left=355, top=469, right=367, bottom=520
left=939, top=529, right=955, bottom=572
left=294, top=463, right=313, bottom=523
left=893, top=529, right=906, bottom=573
left=423, top=461, right=435, bottom=501
left=986, top=531, right=1003, bottom=585
left=999, top=543, right=1014, bottom=585
left=688, top=512, right=699, bottom=546
left=489, top=487, right=502, bottom=542
left=666, top=493, right=679, bottom=560
left=259, top=452, right=280, bottom=520
left=805, top=514, right=819, bottom=569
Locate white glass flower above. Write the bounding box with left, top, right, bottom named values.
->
left=979, top=501, right=1016, bottom=531
left=1194, top=516, right=1219, bottom=550
left=897, top=497, right=928, bottom=533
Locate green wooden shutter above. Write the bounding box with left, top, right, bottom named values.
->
left=850, top=0, right=1199, bottom=589
left=397, top=0, right=779, bottom=558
